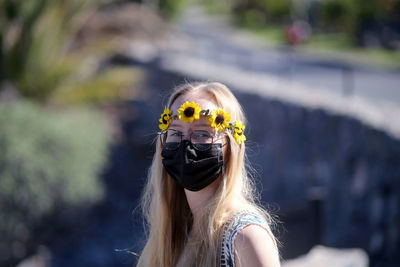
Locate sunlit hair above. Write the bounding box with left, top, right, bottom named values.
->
left=137, top=82, right=274, bottom=267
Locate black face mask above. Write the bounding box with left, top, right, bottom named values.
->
left=161, top=140, right=224, bottom=192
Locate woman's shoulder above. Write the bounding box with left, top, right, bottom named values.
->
left=234, top=224, right=280, bottom=267
left=220, top=210, right=279, bottom=267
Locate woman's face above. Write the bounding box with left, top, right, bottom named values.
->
left=165, top=91, right=228, bottom=193
left=169, top=91, right=225, bottom=145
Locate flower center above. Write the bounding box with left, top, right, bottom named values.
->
left=237, top=131, right=242, bottom=136
left=215, top=114, right=225, bottom=125
left=184, top=107, right=195, bottom=117
left=162, top=114, right=169, bottom=124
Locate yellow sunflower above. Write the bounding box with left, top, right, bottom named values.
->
left=233, top=120, right=246, bottom=144
left=209, top=108, right=231, bottom=132
left=177, top=101, right=202, bottom=123
left=158, top=108, right=173, bottom=131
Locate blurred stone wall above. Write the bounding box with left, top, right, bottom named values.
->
left=236, top=91, right=400, bottom=267
left=133, top=59, right=400, bottom=265
left=47, top=58, right=399, bottom=267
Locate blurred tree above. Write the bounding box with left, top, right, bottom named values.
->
left=319, top=0, right=400, bottom=47
left=0, top=0, right=141, bottom=102
left=0, top=0, right=95, bottom=100
left=0, top=101, right=110, bottom=266
left=259, top=0, right=291, bottom=23
left=207, top=0, right=400, bottom=49
left=320, top=0, right=350, bottom=31
left=128, top=0, right=187, bottom=19
left=230, top=0, right=291, bottom=27
left=157, top=0, right=187, bottom=18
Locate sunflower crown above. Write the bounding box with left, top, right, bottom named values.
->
left=158, top=101, right=246, bottom=144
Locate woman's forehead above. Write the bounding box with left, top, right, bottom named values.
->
left=170, top=115, right=212, bottom=128
left=170, top=92, right=218, bottom=114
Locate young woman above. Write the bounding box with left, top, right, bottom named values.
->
left=137, top=82, right=280, bottom=267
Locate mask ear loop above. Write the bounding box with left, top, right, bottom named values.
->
left=220, top=133, right=229, bottom=197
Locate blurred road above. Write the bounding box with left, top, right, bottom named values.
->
left=167, top=5, right=400, bottom=103
left=142, top=5, right=400, bottom=139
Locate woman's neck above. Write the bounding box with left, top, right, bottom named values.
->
left=184, top=177, right=220, bottom=222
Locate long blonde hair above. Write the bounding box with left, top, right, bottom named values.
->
left=137, top=82, right=273, bottom=267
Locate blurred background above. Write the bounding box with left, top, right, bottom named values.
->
left=1, top=0, right=399, bottom=266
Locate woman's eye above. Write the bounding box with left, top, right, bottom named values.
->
left=193, top=132, right=210, bottom=138
left=169, top=131, right=182, bottom=137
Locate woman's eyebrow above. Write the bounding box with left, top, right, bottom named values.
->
left=169, top=123, right=183, bottom=129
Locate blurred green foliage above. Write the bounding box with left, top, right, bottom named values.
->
left=319, top=0, right=400, bottom=45
left=0, top=0, right=161, bottom=264
left=127, top=0, right=187, bottom=19
left=0, top=100, right=110, bottom=264
left=258, top=0, right=291, bottom=22
left=52, top=66, right=145, bottom=104
left=212, top=0, right=400, bottom=48
left=0, top=0, right=103, bottom=101
left=320, top=0, right=350, bottom=30
left=158, top=0, right=187, bottom=19
left=0, top=0, right=144, bottom=103
left=231, top=0, right=291, bottom=26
